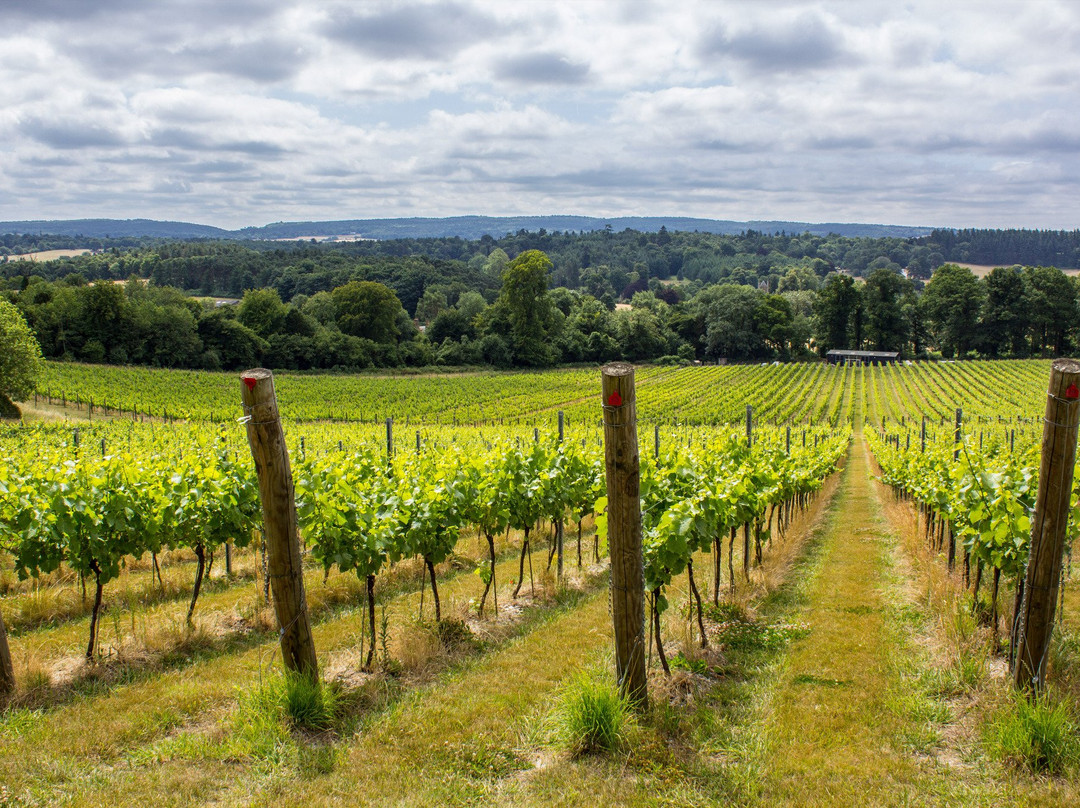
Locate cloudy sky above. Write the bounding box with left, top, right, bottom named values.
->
left=2, top=0, right=1078, bottom=230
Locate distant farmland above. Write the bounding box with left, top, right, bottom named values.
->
left=954, top=261, right=1080, bottom=277
left=6, top=248, right=91, bottom=262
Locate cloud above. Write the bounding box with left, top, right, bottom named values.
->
left=148, top=128, right=290, bottom=156
left=64, top=36, right=309, bottom=84
left=321, top=2, right=499, bottom=60
left=18, top=117, right=130, bottom=150
left=493, top=52, right=589, bottom=85
left=0, top=0, right=273, bottom=26
left=3, top=0, right=1080, bottom=229
left=698, top=10, right=855, bottom=74
left=0, top=0, right=146, bottom=23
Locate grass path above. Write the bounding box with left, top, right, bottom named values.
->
left=758, top=423, right=1080, bottom=807
left=759, top=425, right=937, bottom=805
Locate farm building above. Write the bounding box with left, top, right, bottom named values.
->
left=825, top=349, right=900, bottom=365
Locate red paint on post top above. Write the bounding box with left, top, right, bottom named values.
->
left=607, top=390, right=623, bottom=407
left=243, top=377, right=258, bottom=391
left=1067, top=383, right=1079, bottom=400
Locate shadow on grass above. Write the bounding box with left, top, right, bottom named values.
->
left=5, top=543, right=584, bottom=716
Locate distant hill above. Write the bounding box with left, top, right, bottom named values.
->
left=232, top=216, right=935, bottom=240
left=0, top=218, right=230, bottom=239
left=1, top=216, right=935, bottom=241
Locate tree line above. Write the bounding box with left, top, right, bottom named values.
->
left=2, top=222, right=1080, bottom=373
left=3, top=248, right=1078, bottom=374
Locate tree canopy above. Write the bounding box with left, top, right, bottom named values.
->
left=4, top=227, right=1080, bottom=371
left=0, top=298, right=43, bottom=415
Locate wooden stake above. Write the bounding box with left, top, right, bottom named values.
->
left=601, top=362, right=647, bottom=708
left=0, top=607, right=14, bottom=706
left=240, top=369, right=318, bottom=681
left=557, top=410, right=564, bottom=579
left=1012, top=359, right=1080, bottom=693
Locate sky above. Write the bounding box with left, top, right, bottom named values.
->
left=2, top=0, right=1079, bottom=231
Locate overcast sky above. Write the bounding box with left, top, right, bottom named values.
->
left=2, top=0, right=1078, bottom=230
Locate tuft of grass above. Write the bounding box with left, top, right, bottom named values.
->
left=546, top=669, right=635, bottom=757
left=281, top=671, right=339, bottom=731
left=986, top=690, right=1080, bottom=774
left=237, top=669, right=340, bottom=737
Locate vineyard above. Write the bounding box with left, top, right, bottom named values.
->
left=2, top=358, right=1079, bottom=806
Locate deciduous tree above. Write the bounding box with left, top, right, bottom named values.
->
left=0, top=299, right=43, bottom=416
left=499, top=250, right=554, bottom=366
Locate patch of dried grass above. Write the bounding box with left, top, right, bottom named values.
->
left=392, top=620, right=447, bottom=675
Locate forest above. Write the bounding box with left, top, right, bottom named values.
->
left=1, top=226, right=1078, bottom=371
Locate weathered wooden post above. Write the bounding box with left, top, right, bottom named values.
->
left=0, top=608, right=14, bottom=706
left=746, top=404, right=753, bottom=448
left=556, top=410, right=564, bottom=578
left=601, top=363, right=647, bottom=708
left=386, top=417, right=394, bottom=460
left=954, top=408, right=963, bottom=462
left=1012, top=359, right=1080, bottom=693
left=240, top=369, right=319, bottom=680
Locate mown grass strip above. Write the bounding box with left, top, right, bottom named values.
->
left=0, top=539, right=593, bottom=805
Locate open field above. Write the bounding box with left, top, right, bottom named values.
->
left=954, top=261, right=1080, bottom=277
left=2, top=359, right=1080, bottom=805
left=5, top=249, right=92, bottom=262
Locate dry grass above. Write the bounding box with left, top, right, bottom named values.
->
left=952, top=261, right=1080, bottom=277
left=8, top=249, right=91, bottom=262
left=0, top=534, right=615, bottom=807
left=872, top=454, right=1080, bottom=801
left=0, top=545, right=261, bottom=633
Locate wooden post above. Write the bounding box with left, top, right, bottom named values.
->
left=954, top=408, right=963, bottom=462
left=654, top=423, right=660, bottom=459
left=386, top=417, right=394, bottom=460
left=746, top=404, right=753, bottom=448
left=240, top=369, right=318, bottom=680
left=601, top=363, right=647, bottom=708
left=557, top=410, right=564, bottom=578
left=0, top=607, right=14, bottom=706
left=1012, top=359, right=1080, bottom=693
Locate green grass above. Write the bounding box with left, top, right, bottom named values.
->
left=986, top=690, right=1080, bottom=774
left=545, top=668, right=635, bottom=756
